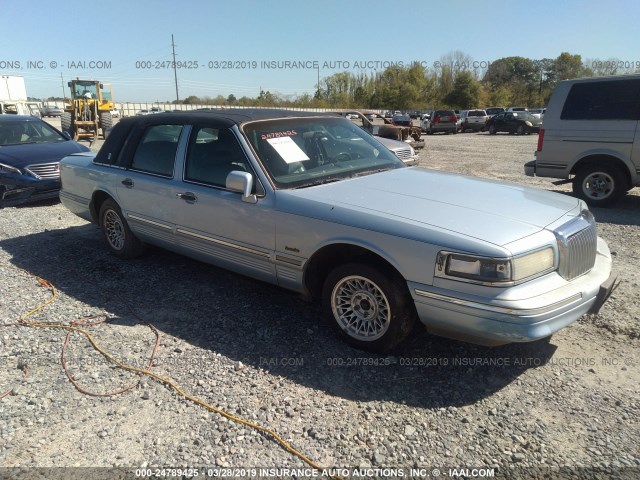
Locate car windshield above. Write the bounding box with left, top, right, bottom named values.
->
left=393, top=116, right=411, bottom=122
left=0, top=120, right=67, bottom=146
left=469, top=110, right=486, bottom=116
left=243, top=117, right=404, bottom=189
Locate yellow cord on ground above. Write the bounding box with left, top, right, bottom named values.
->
left=8, top=270, right=340, bottom=478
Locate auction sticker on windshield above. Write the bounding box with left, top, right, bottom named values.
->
left=266, top=136, right=310, bottom=163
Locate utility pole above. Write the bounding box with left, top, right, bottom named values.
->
left=61, top=73, right=67, bottom=102
left=171, top=34, right=179, bottom=104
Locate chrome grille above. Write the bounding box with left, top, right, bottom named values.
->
left=25, top=162, right=60, bottom=179
left=555, top=211, right=597, bottom=281
left=393, top=147, right=413, bottom=160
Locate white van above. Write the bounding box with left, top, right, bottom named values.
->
left=525, top=74, right=640, bottom=207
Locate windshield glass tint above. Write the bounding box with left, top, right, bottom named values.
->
left=243, top=117, right=404, bottom=188
left=0, top=120, right=66, bottom=146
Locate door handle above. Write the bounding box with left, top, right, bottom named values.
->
left=121, top=178, right=134, bottom=188
left=176, top=192, right=197, bottom=203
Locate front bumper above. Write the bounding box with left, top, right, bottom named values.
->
left=409, top=237, right=615, bottom=346
left=1, top=174, right=61, bottom=207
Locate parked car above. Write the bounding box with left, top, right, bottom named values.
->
left=41, top=105, right=64, bottom=117
left=460, top=109, right=488, bottom=132
left=528, top=108, right=546, bottom=120
left=58, top=109, right=616, bottom=352
left=391, top=115, right=412, bottom=127
left=485, top=107, right=505, bottom=119
left=428, top=110, right=458, bottom=134
left=507, top=107, right=529, bottom=112
left=486, top=111, right=542, bottom=135
left=0, top=115, right=91, bottom=207
left=376, top=136, right=419, bottom=166
left=526, top=74, right=640, bottom=207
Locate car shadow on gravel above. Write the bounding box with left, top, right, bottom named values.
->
left=2, top=225, right=558, bottom=409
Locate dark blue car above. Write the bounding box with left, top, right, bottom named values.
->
left=0, top=115, right=91, bottom=207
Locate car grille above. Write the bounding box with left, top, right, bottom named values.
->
left=554, top=211, right=597, bottom=281
left=393, top=147, right=413, bottom=161
left=25, top=163, right=60, bottom=179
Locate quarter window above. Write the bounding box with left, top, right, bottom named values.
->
left=561, top=79, right=640, bottom=120
left=130, top=124, right=183, bottom=177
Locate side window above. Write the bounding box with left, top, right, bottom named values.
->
left=130, top=124, right=183, bottom=177
left=184, top=127, right=249, bottom=188
left=561, top=79, right=640, bottom=120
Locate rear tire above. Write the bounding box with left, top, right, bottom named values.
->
left=322, top=263, right=417, bottom=353
left=99, top=199, right=145, bottom=258
left=99, top=111, right=113, bottom=139
left=572, top=164, right=627, bottom=207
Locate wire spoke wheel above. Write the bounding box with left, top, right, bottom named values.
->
left=331, top=275, right=391, bottom=341
left=104, top=209, right=125, bottom=251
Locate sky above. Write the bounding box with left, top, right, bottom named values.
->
left=2, top=0, right=639, bottom=103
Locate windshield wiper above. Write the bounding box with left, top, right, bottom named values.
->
left=294, top=177, right=343, bottom=189
left=350, top=167, right=393, bottom=178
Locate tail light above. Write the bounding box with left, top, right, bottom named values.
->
left=537, top=129, right=545, bottom=152
left=451, top=114, right=457, bottom=122
left=434, top=115, right=440, bottom=123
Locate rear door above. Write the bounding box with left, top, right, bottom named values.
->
left=115, top=123, right=186, bottom=248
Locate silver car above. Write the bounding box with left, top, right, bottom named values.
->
left=59, top=110, right=616, bottom=352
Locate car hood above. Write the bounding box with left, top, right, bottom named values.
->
left=277, top=168, right=580, bottom=247
left=0, top=141, right=90, bottom=168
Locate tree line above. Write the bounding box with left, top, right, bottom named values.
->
left=177, top=51, right=639, bottom=110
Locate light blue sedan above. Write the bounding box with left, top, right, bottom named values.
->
left=59, top=110, right=617, bottom=352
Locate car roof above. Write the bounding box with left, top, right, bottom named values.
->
left=0, top=115, right=42, bottom=123
left=124, top=108, right=340, bottom=128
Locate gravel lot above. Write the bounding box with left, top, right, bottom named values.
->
left=1, top=122, right=639, bottom=479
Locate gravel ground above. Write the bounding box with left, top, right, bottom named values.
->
left=0, top=125, right=639, bottom=479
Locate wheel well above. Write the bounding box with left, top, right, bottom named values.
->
left=90, top=190, right=114, bottom=223
left=303, top=243, right=404, bottom=299
left=571, top=155, right=631, bottom=187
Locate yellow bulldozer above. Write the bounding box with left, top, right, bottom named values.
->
left=61, top=79, right=114, bottom=140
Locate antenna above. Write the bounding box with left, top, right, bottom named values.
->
left=172, top=34, right=179, bottom=103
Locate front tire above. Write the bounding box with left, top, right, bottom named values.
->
left=99, top=199, right=145, bottom=258
left=516, top=124, right=525, bottom=135
left=572, top=165, right=627, bottom=207
left=489, top=124, right=497, bottom=135
left=61, top=112, right=73, bottom=137
left=322, top=263, right=416, bottom=353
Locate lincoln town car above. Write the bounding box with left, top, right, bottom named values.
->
left=59, top=110, right=617, bottom=352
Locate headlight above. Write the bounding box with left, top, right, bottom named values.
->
left=525, top=121, right=533, bottom=127
left=436, top=247, right=556, bottom=285
left=445, top=253, right=511, bottom=283
left=0, top=163, right=22, bottom=174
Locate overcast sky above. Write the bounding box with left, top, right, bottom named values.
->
left=2, top=0, right=639, bottom=102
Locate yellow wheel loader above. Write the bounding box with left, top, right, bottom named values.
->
left=61, top=79, right=114, bottom=140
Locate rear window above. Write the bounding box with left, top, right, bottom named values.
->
left=435, top=110, right=455, bottom=116
left=468, top=110, right=486, bottom=116
left=561, top=79, right=640, bottom=120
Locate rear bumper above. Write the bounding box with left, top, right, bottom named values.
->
left=524, top=160, right=536, bottom=177
left=409, top=237, right=614, bottom=345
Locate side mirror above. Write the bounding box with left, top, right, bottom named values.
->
left=226, top=171, right=257, bottom=204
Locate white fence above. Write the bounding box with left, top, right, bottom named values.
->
left=114, top=103, right=383, bottom=117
